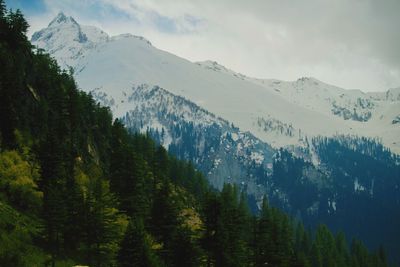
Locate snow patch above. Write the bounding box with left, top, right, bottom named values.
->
left=250, top=151, right=264, bottom=164
left=354, top=178, right=366, bottom=192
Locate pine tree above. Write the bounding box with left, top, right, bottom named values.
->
left=117, top=219, right=160, bottom=267
left=150, top=180, right=179, bottom=263
left=335, top=231, right=350, bottom=266
left=254, top=196, right=273, bottom=266
left=0, top=0, right=6, bottom=18
left=39, top=132, right=68, bottom=266
left=0, top=4, right=392, bottom=265
left=310, top=242, right=323, bottom=267
left=237, top=191, right=251, bottom=263
left=170, top=226, right=201, bottom=267
left=110, top=120, right=152, bottom=216
left=314, top=224, right=336, bottom=267
left=84, top=177, right=122, bottom=266
left=202, top=192, right=221, bottom=267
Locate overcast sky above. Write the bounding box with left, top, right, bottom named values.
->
left=6, top=0, right=400, bottom=92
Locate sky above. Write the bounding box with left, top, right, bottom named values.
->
left=6, top=0, right=400, bottom=92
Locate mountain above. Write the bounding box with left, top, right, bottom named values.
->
left=31, top=13, right=400, bottom=263
left=119, top=84, right=274, bottom=196
left=2, top=6, right=389, bottom=266
left=32, top=12, right=400, bottom=154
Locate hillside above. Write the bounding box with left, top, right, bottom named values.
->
left=26, top=12, right=400, bottom=264
left=31, top=12, right=400, bottom=154
left=0, top=4, right=392, bottom=267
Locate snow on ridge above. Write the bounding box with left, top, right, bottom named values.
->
left=48, top=12, right=76, bottom=27
left=196, top=60, right=247, bottom=80
left=126, top=84, right=228, bottom=128
left=111, top=33, right=152, bottom=46
left=32, top=13, right=400, bottom=154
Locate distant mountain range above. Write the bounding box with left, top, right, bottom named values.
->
left=32, top=12, right=400, bottom=153
left=32, top=12, right=400, bottom=262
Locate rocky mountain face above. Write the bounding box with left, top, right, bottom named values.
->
left=32, top=13, right=400, bottom=261
left=93, top=82, right=400, bottom=260
left=113, top=84, right=275, bottom=199
left=32, top=13, right=400, bottom=154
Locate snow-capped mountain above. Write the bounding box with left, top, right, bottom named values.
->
left=118, top=84, right=274, bottom=201
left=31, top=12, right=109, bottom=69
left=32, top=12, right=400, bottom=154
left=31, top=13, right=400, bottom=260
left=196, top=61, right=400, bottom=149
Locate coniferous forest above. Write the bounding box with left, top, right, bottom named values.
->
left=0, top=2, right=391, bottom=266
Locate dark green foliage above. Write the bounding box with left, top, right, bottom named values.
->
left=84, top=176, right=122, bottom=266
left=272, top=140, right=400, bottom=265
left=0, top=202, right=45, bottom=266
left=213, top=184, right=249, bottom=266
left=200, top=184, right=388, bottom=267
left=313, top=224, right=337, bottom=267
left=150, top=180, right=182, bottom=265
left=117, top=219, right=161, bottom=267
left=311, top=136, right=400, bottom=263
left=254, top=197, right=294, bottom=267
left=110, top=120, right=152, bottom=217
left=0, top=4, right=391, bottom=267
left=254, top=197, right=275, bottom=266
left=170, top=226, right=202, bottom=267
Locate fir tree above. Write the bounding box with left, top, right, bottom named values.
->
left=117, top=219, right=160, bottom=267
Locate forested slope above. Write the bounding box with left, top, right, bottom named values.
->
left=0, top=3, right=390, bottom=266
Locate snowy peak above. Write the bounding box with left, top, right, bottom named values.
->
left=36, top=12, right=152, bottom=47
left=31, top=13, right=155, bottom=71
left=295, top=76, right=323, bottom=86
left=110, top=33, right=152, bottom=46
left=196, top=60, right=230, bottom=72
left=196, top=60, right=247, bottom=80
left=48, top=12, right=78, bottom=27
left=33, top=15, right=400, bottom=154
left=33, top=12, right=109, bottom=44
left=31, top=12, right=109, bottom=69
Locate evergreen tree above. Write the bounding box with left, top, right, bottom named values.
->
left=170, top=226, right=201, bottom=267
left=0, top=4, right=392, bottom=266
left=117, top=219, right=160, bottom=267
left=335, top=231, right=350, bottom=266
left=0, top=0, right=6, bottom=18
left=237, top=191, right=252, bottom=263
left=202, top=192, right=221, bottom=267
left=310, top=242, right=323, bottom=267
left=150, top=180, right=179, bottom=263
left=84, top=176, right=122, bottom=266
left=314, top=224, right=336, bottom=267
left=39, top=131, right=68, bottom=266
left=254, top=196, right=274, bottom=266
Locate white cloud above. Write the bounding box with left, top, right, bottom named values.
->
left=25, top=0, right=400, bottom=91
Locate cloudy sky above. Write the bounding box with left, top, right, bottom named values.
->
left=6, top=0, right=400, bottom=92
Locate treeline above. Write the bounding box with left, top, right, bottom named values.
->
left=0, top=3, right=389, bottom=266
left=311, top=135, right=399, bottom=166
left=311, top=136, right=400, bottom=264
left=311, top=135, right=400, bottom=200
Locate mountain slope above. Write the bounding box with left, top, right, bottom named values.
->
left=2, top=6, right=390, bottom=266
left=118, top=84, right=400, bottom=260
left=30, top=13, right=400, bottom=263
left=117, top=84, right=274, bottom=206
left=31, top=13, right=400, bottom=154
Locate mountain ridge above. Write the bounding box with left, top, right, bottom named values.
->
left=31, top=13, right=400, bottom=154
left=26, top=12, right=400, bottom=263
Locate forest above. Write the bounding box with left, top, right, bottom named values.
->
left=0, top=2, right=390, bottom=266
